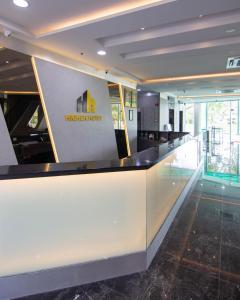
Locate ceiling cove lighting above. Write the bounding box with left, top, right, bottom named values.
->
left=178, top=93, right=240, bottom=99
left=13, top=0, right=29, bottom=8
left=0, top=90, right=39, bottom=95
left=37, top=0, right=177, bottom=36
left=225, top=29, right=236, bottom=33
left=144, top=71, right=240, bottom=84
left=97, top=50, right=106, bottom=56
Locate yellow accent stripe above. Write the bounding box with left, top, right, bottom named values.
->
left=119, top=84, right=131, bottom=156
left=0, top=91, right=39, bottom=95
left=31, top=57, right=60, bottom=163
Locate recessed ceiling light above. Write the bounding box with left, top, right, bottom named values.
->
left=225, top=28, right=236, bottom=33
left=13, top=0, right=29, bottom=7
left=5, top=60, right=9, bottom=64
left=97, top=50, right=106, bottom=56
left=140, top=27, right=145, bottom=31
left=199, top=14, right=203, bottom=18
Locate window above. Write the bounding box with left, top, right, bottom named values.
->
left=111, top=103, right=124, bottom=129
left=28, top=106, right=39, bottom=128
left=185, top=104, right=194, bottom=135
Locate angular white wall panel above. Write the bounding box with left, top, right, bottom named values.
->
left=0, top=107, right=18, bottom=166
left=33, top=58, right=118, bottom=162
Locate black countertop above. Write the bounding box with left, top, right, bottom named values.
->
left=0, top=135, right=192, bottom=180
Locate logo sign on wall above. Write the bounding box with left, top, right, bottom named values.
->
left=65, top=90, right=103, bottom=121
left=226, top=57, right=240, bottom=69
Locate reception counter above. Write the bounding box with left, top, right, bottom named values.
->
left=0, top=135, right=202, bottom=300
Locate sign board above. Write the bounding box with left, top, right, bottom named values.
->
left=65, top=90, right=103, bottom=122
left=226, top=57, right=240, bottom=69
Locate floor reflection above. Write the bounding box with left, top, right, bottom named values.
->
left=16, top=146, right=240, bottom=300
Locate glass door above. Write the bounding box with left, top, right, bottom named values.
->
left=205, top=100, right=240, bottom=177
left=207, top=100, right=239, bottom=144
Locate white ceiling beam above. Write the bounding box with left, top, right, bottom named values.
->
left=110, top=67, right=141, bottom=81
left=37, top=0, right=176, bottom=37
left=0, top=17, right=35, bottom=39
left=123, top=35, right=240, bottom=60
left=102, top=9, right=240, bottom=48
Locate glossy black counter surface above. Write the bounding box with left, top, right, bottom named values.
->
left=0, top=135, right=192, bottom=180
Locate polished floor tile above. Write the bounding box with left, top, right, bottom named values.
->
left=222, top=220, right=240, bottom=248
left=219, top=279, right=240, bottom=300
left=171, top=265, right=219, bottom=300
left=221, top=245, right=240, bottom=275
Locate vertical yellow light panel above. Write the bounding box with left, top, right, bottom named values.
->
left=31, top=57, right=59, bottom=163
left=119, top=84, right=131, bottom=156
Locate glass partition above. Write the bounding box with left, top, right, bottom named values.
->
left=146, top=138, right=200, bottom=246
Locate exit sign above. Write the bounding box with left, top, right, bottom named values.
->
left=226, top=56, right=240, bottom=69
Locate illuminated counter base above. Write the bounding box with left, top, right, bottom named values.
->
left=0, top=137, right=202, bottom=300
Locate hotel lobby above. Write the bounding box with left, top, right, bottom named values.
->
left=0, top=0, right=240, bottom=299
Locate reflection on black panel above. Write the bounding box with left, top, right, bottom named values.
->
left=0, top=94, right=55, bottom=164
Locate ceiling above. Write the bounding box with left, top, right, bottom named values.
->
left=0, top=0, right=240, bottom=96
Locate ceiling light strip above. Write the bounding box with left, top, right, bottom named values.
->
left=0, top=72, right=34, bottom=83
left=144, top=71, right=240, bottom=84
left=13, top=0, right=29, bottom=8
left=0, top=90, right=39, bottom=95
left=178, top=93, right=240, bottom=99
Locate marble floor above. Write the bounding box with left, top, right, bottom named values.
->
left=15, top=174, right=240, bottom=300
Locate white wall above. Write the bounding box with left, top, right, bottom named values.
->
left=159, top=97, right=169, bottom=131
left=194, top=103, right=201, bottom=136
left=174, top=100, right=180, bottom=132
left=33, top=58, right=118, bottom=163
left=159, top=94, right=183, bottom=132
left=0, top=107, right=18, bottom=166
left=138, top=93, right=160, bottom=131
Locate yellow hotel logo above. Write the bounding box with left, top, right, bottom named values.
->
left=65, top=90, right=103, bottom=122
left=65, top=115, right=102, bottom=121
